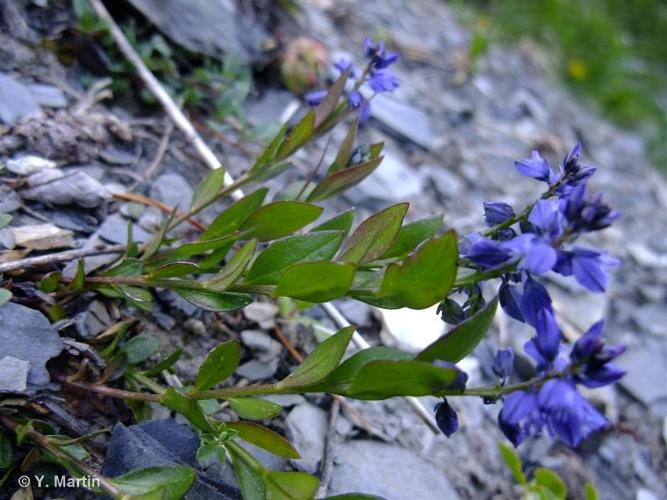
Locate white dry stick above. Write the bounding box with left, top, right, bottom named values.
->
left=89, top=0, right=438, bottom=433
left=87, top=0, right=241, bottom=200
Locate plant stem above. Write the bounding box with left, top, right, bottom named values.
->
left=0, top=415, right=122, bottom=498
left=65, top=380, right=161, bottom=402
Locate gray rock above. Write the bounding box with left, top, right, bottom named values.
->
left=236, top=358, right=279, bottom=381
left=0, top=73, right=41, bottom=124
left=240, top=330, right=282, bottom=361
left=99, top=213, right=152, bottom=244
left=150, top=173, right=193, bottom=211
left=243, top=302, right=278, bottom=329
left=0, top=185, right=22, bottom=213
left=0, top=356, right=29, bottom=393
left=328, top=440, right=460, bottom=499
left=617, top=345, right=667, bottom=414
left=21, top=168, right=110, bottom=207
left=75, top=301, right=113, bottom=339
left=419, top=164, right=465, bottom=198
left=262, top=394, right=306, bottom=407
left=100, top=145, right=136, bottom=165
left=285, top=403, right=327, bottom=474
left=245, top=90, right=295, bottom=127
left=371, top=94, right=438, bottom=150
left=102, top=420, right=238, bottom=499
left=632, top=304, right=667, bottom=337
left=348, top=152, right=421, bottom=202
left=126, top=0, right=266, bottom=63
left=62, top=232, right=121, bottom=278
left=27, top=83, right=67, bottom=108
left=5, top=154, right=56, bottom=175
left=0, top=302, right=62, bottom=392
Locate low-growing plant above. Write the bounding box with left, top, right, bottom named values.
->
left=0, top=36, right=625, bottom=499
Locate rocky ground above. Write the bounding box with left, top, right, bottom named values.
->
left=0, top=0, right=665, bottom=499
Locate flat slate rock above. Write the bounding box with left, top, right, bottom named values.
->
left=127, top=0, right=266, bottom=63
left=0, top=73, right=41, bottom=125
left=328, top=440, right=460, bottom=500
left=0, top=302, right=62, bottom=393
left=103, top=419, right=238, bottom=499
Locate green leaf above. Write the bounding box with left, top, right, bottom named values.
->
left=278, top=326, right=354, bottom=389
left=142, top=208, right=177, bottom=261
left=0, top=289, right=12, bottom=307
left=195, top=340, right=241, bottom=391
left=166, top=234, right=237, bottom=260
left=369, top=142, right=384, bottom=160
left=266, top=471, right=319, bottom=500
left=176, top=289, right=252, bottom=312
left=315, top=67, right=351, bottom=127
left=227, top=422, right=300, bottom=459
left=533, top=468, right=567, bottom=500
left=247, top=124, right=288, bottom=178
left=277, top=109, right=316, bottom=159
left=312, top=346, right=412, bottom=393
left=191, top=168, right=226, bottom=212
left=416, top=296, right=498, bottom=364
left=307, top=157, right=383, bottom=202
left=148, top=261, right=201, bottom=279
left=0, top=214, right=12, bottom=230
left=240, top=201, right=322, bottom=241
left=116, top=285, right=153, bottom=308
left=0, top=431, right=13, bottom=469
left=110, top=465, right=196, bottom=500
left=39, top=272, right=61, bottom=293
left=584, top=482, right=599, bottom=500
left=228, top=398, right=282, bottom=420
left=381, top=215, right=443, bottom=259
left=345, top=360, right=460, bottom=400
left=162, top=388, right=214, bottom=432
left=246, top=231, right=344, bottom=285
left=328, top=118, right=358, bottom=173
left=142, top=349, right=182, bottom=376
left=275, top=261, right=355, bottom=302
left=72, top=259, right=85, bottom=289
left=230, top=448, right=266, bottom=499
left=498, top=443, right=526, bottom=485
left=203, top=240, right=257, bottom=291
left=122, top=334, right=160, bottom=364
left=201, top=188, right=268, bottom=240
left=311, top=209, right=355, bottom=236
left=378, top=230, right=458, bottom=309
left=338, top=203, right=408, bottom=264
left=103, top=258, right=144, bottom=277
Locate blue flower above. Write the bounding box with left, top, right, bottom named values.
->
left=492, top=348, right=514, bottom=381
left=554, top=247, right=619, bottom=292
left=515, top=150, right=552, bottom=182
left=368, top=70, right=399, bottom=93
left=358, top=100, right=372, bottom=125
left=559, top=185, right=620, bottom=233
left=464, top=238, right=513, bottom=269
left=570, top=320, right=625, bottom=388
left=537, top=379, right=608, bottom=447
left=347, top=90, right=363, bottom=108
left=484, top=202, right=515, bottom=225
left=334, top=58, right=355, bottom=75
left=561, top=143, right=596, bottom=185
left=434, top=398, right=459, bottom=437
left=304, top=90, right=327, bottom=106
left=363, top=36, right=399, bottom=70
left=499, top=281, right=524, bottom=322
left=499, top=379, right=609, bottom=448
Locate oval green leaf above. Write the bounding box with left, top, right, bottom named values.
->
left=378, top=230, right=458, bottom=309
left=246, top=231, right=344, bottom=285
left=228, top=397, right=282, bottom=421
left=275, top=261, right=355, bottom=303
left=416, top=296, right=498, bottom=363
left=345, top=360, right=461, bottom=400
left=110, top=465, right=196, bottom=500
left=227, top=421, right=300, bottom=459
left=240, top=201, right=323, bottom=241
left=175, top=289, right=252, bottom=312
left=195, top=340, right=241, bottom=391
left=338, top=203, right=408, bottom=264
